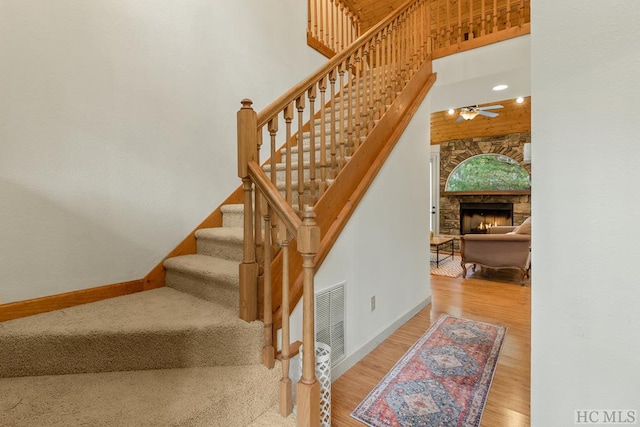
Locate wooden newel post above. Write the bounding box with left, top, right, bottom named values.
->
left=237, top=99, right=259, bottom=322
left=296, top=206, right=321, bottom=427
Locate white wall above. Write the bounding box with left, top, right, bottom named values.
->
left=289, top=97, right=432, bottom=379
left=431, top=35, right=531, bottom=112
left=532, top=1, right=640, bottom=425
left=0, top=1, right=324, bottom=303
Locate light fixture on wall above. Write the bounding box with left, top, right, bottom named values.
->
left=516, top=96, right=525, bottom=104
left=524, top=142, right=531, bottom=164
left=447, top=108, right=455, bottom=115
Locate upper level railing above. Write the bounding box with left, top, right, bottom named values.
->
left=307, top=0, right=362, bottom=57
left=308, top=0, right=530, bottom=59
left=238, top=0, right=436, bottom=424
left=429, top=0, right=530, bottom=54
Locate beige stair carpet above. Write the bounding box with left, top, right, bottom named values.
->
left=0, top=203, right=294, bottom=426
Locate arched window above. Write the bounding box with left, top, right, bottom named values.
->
left=445, top=154, right=530, bottom=192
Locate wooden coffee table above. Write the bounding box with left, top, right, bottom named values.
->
left=430, top=236, right=454, bottom=267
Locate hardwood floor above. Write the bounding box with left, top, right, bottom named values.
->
left=331, top=270, right=531, bottom=426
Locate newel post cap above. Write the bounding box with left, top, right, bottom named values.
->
left=297, top=206, right=320, bottom=254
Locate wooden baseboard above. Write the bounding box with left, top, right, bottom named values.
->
left=0, top=280, right=144, bottom=322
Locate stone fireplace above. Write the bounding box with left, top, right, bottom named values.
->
left=438, top=132, right=531, bottom=237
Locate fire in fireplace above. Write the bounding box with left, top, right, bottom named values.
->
left=460, top=202, right=513, bottom=234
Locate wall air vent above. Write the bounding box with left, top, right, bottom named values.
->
left=315, top=282, right=346, bottom=367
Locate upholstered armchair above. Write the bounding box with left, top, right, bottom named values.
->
left=460, top=217, right=531, bottom=284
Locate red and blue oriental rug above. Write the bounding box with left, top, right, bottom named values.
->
left=351, top=314, right=506, bottom=427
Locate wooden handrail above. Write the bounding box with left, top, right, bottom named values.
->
left=248, top=161, right=302, bottom=234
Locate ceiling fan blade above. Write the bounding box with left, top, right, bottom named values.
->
left=455, top=116, right=465, bottom=123
left=478, top=104, right=504, bottom=111
left=478, top=110, right=499, bottom=118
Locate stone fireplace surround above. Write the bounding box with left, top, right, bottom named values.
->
left=438, top=132, right=531, bottom=239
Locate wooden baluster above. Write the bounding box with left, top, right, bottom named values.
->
left=446, top=0, right=451, bottom=46
left=331, top=0, right=337, bottom=52
left=435, top=0, right=440, bottom=48
left=413, top=5, right=420, bottom=63
left=468, top=0, right=474, bottom=40
left=481, top=0, right=486, bottom=36
left=418, top=1, right=426, bottom=61
left=308, top=0, right=312, bottom=37
left=381, top=27, right=390, bottom=108
left=318, top=77, right=328, bottom=195
left=237, top=99, right=258, bottom=322
left=375, top=34, right=383, bottom=118
left=339, top=3, right=345, bottom=51
left=390, top=21, right=399, bottom=99
left=519, top=0, right=525, bottom=26
left=338, top=62, right=346, bottom=169
left=354, top=47, right=362, bottom=150
left=426, top=0, right=433, bottom=53
left=296, top=207, right=321, bottom=427
left=493, top=0, right=498, bottom=33
left=401, top=12, right=408, bottom=82
left=284, top=103, right=294, bottom=206
left=319, top=0, right=325, bottom=46
left=457, top=0, right=462, bottom=44
left=360, top=42, right=369, bottom=136
left=328, top=67, right=338, bottom=177
left=254, top=131, right=264, bottom=279
left=261, top=194, right=275, bottom=370
left=506, top=0, right=512, bottom=29
left=296, top=96, right=305, bottom=211
left=279, top=225, right=293, bottom=417
left=346, top=55, right=354, bottom=157
left=307, top=85, right=317, bottom=204
left=268, top=118, right=279, bottom=246
left=367, top=38, right=375, bottom=132
left=268, top=118, right=278, bottom=185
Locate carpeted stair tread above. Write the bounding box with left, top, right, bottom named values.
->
left=0, top=287, right=243, bottom=335
left=164, top=254, right=238, bottom=285
left=0, top=363, right=281, bottom=427
left=0, top=287, right=263, bottom=377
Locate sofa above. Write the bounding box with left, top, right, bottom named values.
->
left=459, top=217, right=531, bottom=284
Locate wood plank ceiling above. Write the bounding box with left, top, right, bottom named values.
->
left=431, top=97, right=531, bottom=144
left=346, top=0, right=407, bottom=31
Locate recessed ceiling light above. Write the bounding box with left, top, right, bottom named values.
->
left=492, top=84, right=508, bottom=91
left=447, top=108, right=455, bottom=115
left=516, top=96, right=525, bottom=104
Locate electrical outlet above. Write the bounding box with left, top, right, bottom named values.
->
left=370, top=295, right=376, bottom=311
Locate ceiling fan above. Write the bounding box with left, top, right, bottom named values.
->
left=455, top=104, right=504, bottom=122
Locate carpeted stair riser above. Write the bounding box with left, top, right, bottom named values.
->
left=0, top=363, right=282, bottom=427
left=221, top=204, right=245, bottom=228
left=0, top=288, right=263, bottom=378
left=0, top=324, right=262, bottom=378
left=195, top=227, right=244, bottom=262
left=164, top=254, right=240, bottom=309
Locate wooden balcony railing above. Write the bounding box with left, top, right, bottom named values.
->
left=429, top=0, right=530, bottom=56
left=238, top=0, right=437, bottom=424
left=307, top=0, right=362, bottom=57
left=308, top=0, right=530, bottom=59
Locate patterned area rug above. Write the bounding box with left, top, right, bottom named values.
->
left=351, top=314, right=506, bottom=427
left=430, top=253, right=463, bottom=278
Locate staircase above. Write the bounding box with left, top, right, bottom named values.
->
left=0, top=205, right=293, bottom=426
